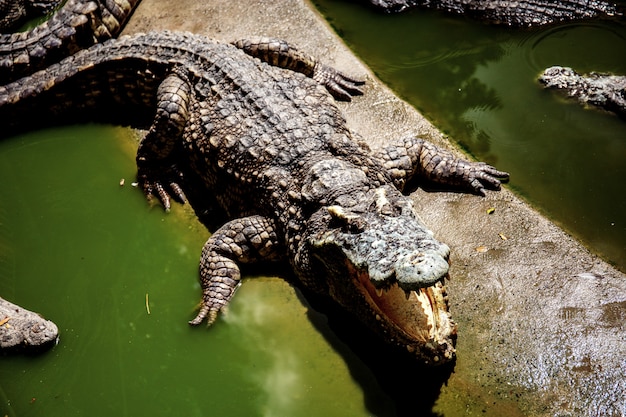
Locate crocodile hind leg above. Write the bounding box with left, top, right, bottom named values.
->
left=136, top=70, right=191, bottom=211
left=189, top=215, right=284, bottom=326
left=232, top=37, right=364, bottom=101
left=374, top=136, right=509, bottom=195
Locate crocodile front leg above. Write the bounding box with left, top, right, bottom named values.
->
left=232, top=37, right=364, bottom=101
left=375, top=136, right=509, bottom=195
left=189, top=215, right=284, bottom=326
left=136, top=70, right=191, bottom=211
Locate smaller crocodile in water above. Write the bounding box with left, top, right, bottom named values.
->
left=0, top=0, right=140, bottom=83
left=0, top=296, right=58, bottom=354
left=0, top=31, right=509, bottom=363
left=363, top=0, right=624, bottom=26
left=539, top=66, right=626, bottom=118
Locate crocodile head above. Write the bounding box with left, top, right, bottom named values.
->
left=302, top=186, right=457, bottom=365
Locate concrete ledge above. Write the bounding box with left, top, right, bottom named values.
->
left=122, top=1, right=626, bottom=415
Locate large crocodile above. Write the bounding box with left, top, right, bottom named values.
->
left=363, top=0, right=624, bottom=26
left=0, top=31, right=509, bottom=363
left=539, top=66, right=626, bottom=118
left=0, top=0, right=140, bottom=83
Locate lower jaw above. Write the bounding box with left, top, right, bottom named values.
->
left=359, top=273, right=457, bottom=364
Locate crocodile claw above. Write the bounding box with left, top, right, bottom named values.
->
left=188, top=304, right=217, bottom=327
left=466, top=162, right=509, bottom=196
left=138, top=165, right=186, bottom=211
left=314, top=64, right=365, bottom=101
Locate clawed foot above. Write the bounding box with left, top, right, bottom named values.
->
left=137, top=164, right=187, bottom=211
left=188, top=303, right=218, bottom=326
left=313, top=64, right=365, bottom=101
left=188, top=284, right=239, bottom=327
left=464, top=162, right=509, bottom=196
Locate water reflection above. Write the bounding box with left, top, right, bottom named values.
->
left=226, top=288, right=304, bottom=416
left=222, top=278, right=372, bottom=417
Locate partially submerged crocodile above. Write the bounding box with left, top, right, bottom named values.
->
left=0, top=0, right=139, bottom=83
left=363, top=0, right=624, bottom=26
left=0, top=31, right=508, bottom=363
left=539, top=66, right=626, bottom=118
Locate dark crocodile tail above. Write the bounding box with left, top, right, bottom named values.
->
left=0, top=0, right=140, bottom=83
left=366, top=0, right=624, bottom=26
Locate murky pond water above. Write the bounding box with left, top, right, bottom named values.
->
left=313, top=1, right=626, bottom=271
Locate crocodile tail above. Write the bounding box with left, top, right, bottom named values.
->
left=435, top=0, right=625, bottom=26
left=371, top=0, right=624, bottom=26
left=0, top=0, right=140, bottom=83
left=0, top=40, right=168, bottom=138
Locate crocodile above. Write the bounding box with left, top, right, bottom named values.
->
left=0, top=0, right=60, bottom=32
left=0, top=0, right=140, bottom=83
left=0, top=31, right=509, bottom=363
left=363, top=0, right=624, bottom=26
left=539, top=66, right=626, bottom=118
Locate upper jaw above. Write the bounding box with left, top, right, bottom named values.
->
left=318, top=193, right=452, bottom=292
left=353, top=214, right=451, bottom=291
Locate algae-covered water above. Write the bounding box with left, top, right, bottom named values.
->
left=313, top=1, right=626, bottom=271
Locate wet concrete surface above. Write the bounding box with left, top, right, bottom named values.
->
left=122, top=1, right=626, bottom=415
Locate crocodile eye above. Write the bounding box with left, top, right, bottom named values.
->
left=327, top=205, right=365, bottom=234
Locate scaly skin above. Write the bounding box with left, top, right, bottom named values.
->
left=0, top=31, right=509, bottom=363
left=365, top=0, right=624, bottom=26
left=540, top=66, right=626, bottom=118
left=0, top=0, right=140, bottom=83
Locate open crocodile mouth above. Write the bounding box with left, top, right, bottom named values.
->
left=355, top=267, right=457, bottom=363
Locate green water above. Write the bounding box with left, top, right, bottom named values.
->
left=0, top=127, right=378, bottom=416
left=313, top=1, right=626, bottom=271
